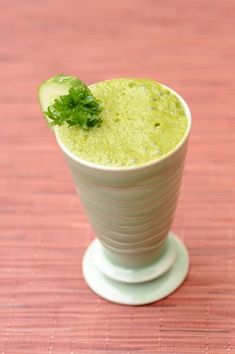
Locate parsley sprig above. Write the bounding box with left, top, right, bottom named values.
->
left=45, top=85, right=102, bottom=129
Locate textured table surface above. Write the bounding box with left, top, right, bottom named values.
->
left=1, top=0, right=235, bottom=353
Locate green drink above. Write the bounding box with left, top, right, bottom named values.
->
left=38, top=75, right=191, bottom=305
left=55, top=78, right=188, bottom=167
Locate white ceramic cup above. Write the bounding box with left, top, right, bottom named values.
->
left=55, top=83, right=191, bottom=305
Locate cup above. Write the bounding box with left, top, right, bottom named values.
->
left=56, top=84, right=191, bottom=305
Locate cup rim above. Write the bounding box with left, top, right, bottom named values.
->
left=56, top=79, right=192, bottom=172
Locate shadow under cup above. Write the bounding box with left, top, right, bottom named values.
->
left=56, top=86, right=191, bottom=304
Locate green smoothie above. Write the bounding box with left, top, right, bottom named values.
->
left=55, top=78, right=188, bottom=167
left=39, top=76, right=188, bottom=167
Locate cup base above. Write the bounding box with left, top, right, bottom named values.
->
left=82, top=232, right=189, bottom=305
left=90, top=234, right=177, bottom=284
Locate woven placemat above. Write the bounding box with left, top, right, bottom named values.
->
left=0, top=0, right=234, bottom=352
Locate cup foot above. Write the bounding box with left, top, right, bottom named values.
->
left=91, top=234, right=177, bottom=283
left=82, top=232, right=189, bottom=305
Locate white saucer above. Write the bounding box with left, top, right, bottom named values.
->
left=82, top=233, right=189, bottom=305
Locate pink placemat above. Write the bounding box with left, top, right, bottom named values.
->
left=1, top=0, right=235, bottom=352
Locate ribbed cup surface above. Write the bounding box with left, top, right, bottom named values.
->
left=56, top=87, right=191, bottom=268
left=64, top=142, right=188, bottom=265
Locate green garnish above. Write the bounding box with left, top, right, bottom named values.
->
left=45, top=84, right=102, bottom=129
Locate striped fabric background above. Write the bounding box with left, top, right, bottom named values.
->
left=0, top=0, right=235, bottom=352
